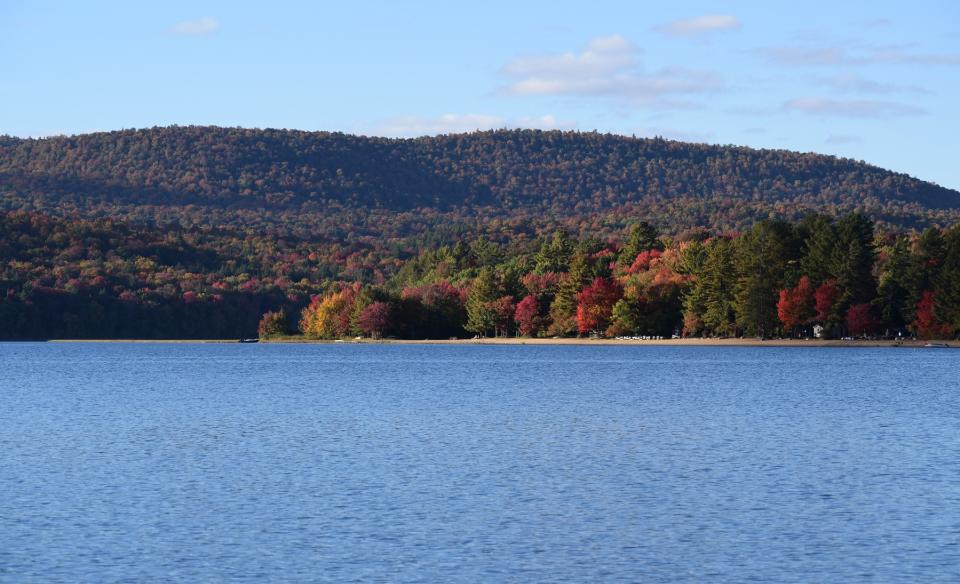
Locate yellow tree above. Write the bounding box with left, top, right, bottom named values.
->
left=300, top=286, right=358, bottom=338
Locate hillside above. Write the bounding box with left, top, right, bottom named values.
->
left=2, top=127, right=960, bottom=340
left=2, top=127, right=958, bottom=236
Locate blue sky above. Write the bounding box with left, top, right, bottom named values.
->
left=2, top=0, right=959, bottom=189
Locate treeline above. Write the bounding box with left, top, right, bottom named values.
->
left=2, top=209, right=959, bottom=340
left=0, top=211, right=317, bottom=339
left=288, top=215, right=960, bottom=341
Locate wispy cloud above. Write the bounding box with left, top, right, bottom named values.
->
left=756, top=46, right=846, bottom=66
left=373, top=113, right=576, bottom=137
left=169, top=17, right=220, bottom=36
left=783, top=97, right=926, bottom=118
left=826, top=134, right=863, bottom=144
left=816, top=73, right=928, bottom=95
left=868, top=48, right=960, bottom=65
left=852, top=18, right=892, bottom=29
left=655, top=15, right=741, bottom=36
left=757, top=43, right=960, bottom=66
left=499, top=34, right=722, bottom=106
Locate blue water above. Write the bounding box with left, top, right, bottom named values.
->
left=1, top=343, right=958, bottom=583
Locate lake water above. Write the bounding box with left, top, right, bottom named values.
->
left=1, top=343, right=958, bottom=583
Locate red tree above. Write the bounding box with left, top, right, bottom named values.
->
left=914, top=290, right=950, bottom=339
left=845, top=303, right=878, bottom=337
left=357, top=301, right=391, bottom=339
left=814, top=279, right=841, bottom=323
left=490, top=296, right=516, bottom=337
left=626, top=249, right=663, bottom=274
left=777, top=276, right=814, bottom=333
left=576, top=277, right=623, bottom=335
left=514, top=295, right=541, bottom=337
left=401, top=280, right=463, bottom=307
left=521, top=272, right=561, bottom=296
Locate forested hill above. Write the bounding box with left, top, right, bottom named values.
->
left=1, top=127, right=958, bottom=221
left=3, top=126, right=960, bottom=341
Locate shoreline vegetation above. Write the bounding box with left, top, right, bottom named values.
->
left=40, top=337, right=955, bottom=348
left=2, top=131, right=960, bottom=344
left=4, top=198, right=960, bottom=345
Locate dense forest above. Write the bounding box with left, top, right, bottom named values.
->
left=2, top=209, right=959, bottom=340
left=3, top=127, right=959, bottom=237
left=1, top=127, right=959, bottom=340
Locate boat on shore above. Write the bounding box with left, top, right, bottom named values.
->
left=924, top=342, right=950, bottom=348
left=239, top=338, right=259, bottom=344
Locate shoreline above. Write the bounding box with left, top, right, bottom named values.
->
left=31, top=337, right=956, bottom=348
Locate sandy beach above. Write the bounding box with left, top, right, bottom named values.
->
left=39, top=337, right=955, bottom=348
left=265, top=337, right=953, bottom=348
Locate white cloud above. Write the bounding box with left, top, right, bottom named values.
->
left=499, top=35, right=721, bottom=106
left=784, top=97, right=925, bottom=118
left=169, top=17, right=220, bottom=36
left=655, top=15, right=741, bottom=36
left=513, top=114, right=577, bottom=130
left=501, top=35, right=639, bottom=80
left=373, top=113, right=576, bottom=137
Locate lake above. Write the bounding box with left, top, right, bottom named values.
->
left=1, top=342, right=958, bottom=583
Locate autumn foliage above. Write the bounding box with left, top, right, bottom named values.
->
left=845, top=303, right=879, bottom=337
left=814, top=280, right=841, bottom=325
left=576, top=278, right=623, bottom=335
left=913, top=291, right=950, bottom=339
left=777, top=276, right=814, bottom=333
left=357, top=301, right=391, bottom=339
left=514, top=295, right=541, bottom=337
left=2, top=207, right=960, bottom=341
left=300, top=287, right=356, bottom=338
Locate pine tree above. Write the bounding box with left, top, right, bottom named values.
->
left=700, top=238, right=738, bottom=336
left=875, top=236, right=915, bottom=334
left=619, top=221, right=663, bottom=268
left=915, top=227, right=945, bottom=291
left=831, top=214, right=876, bottom=307
left=465, top=267, right=498, bottom=337
left=534, top=230, right=573, bottom=274
left=546, top=251, right=591, bottom=336
left=934, top=225, right=960, bottom=336
left=798, top=214, right=836, bottom=286
left=734, top=220, right=797, bottom=337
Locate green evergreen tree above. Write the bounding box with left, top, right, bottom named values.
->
left=875, top=236, right=916, bottom=333
left=798, top=214, right=836, bottom=286
left=734, top=220, right=797, bottom=337
left=831, top=214, right=876, bottom=307
left=610, top=298, right=640, bottom=335
left=935, top=225, right=960, bottom=336
left=915, top=227, right=945, bottom=291
left=700, top=238, right=738, bottom=336
left=465, top=267, right=498, bottom=336
left=677, top=239, right=708, bottom=276
left=451, top=240, right=471, bottom=270
left=619, top=221, right=663, bottom=267
left=546, top=251, right=591, bottom=336
left=470, top=237, right=502, bottom=268
left=534, top=230, right=573, bottom=274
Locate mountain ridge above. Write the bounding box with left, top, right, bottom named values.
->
left=2, top=127, right=957, bottom=221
